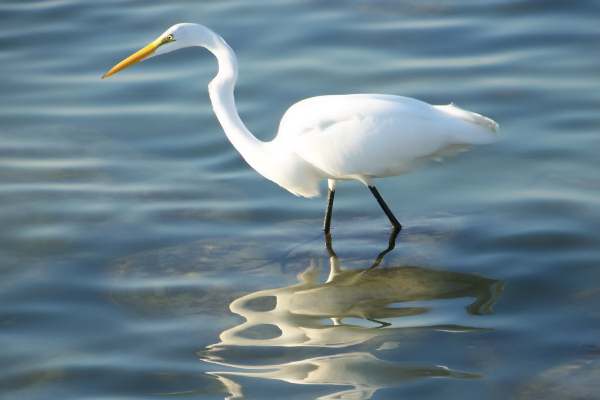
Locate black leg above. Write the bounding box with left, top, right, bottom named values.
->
left=324, top=232, right=336, bottom=258
left=323, top=189, right=335, bottom=234
left=368, top=227, right=399, bottom=269
left=368, top=186, right=402, bottom=230
left=324, top=222, right=399, bottom=271
left=367, top=318, right=392, bottom=328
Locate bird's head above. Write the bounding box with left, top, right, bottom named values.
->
left=102, top=23, right=215, bottom=79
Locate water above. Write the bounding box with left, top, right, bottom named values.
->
left=2, top=1, right=600, bottom=399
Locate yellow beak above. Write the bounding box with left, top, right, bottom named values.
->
left=102, top=37, right=163, bottom=79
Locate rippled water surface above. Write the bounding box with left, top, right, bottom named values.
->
left=2, top=1, right=600, bottom=399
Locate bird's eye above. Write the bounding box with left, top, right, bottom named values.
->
left=167, top=34, right=175, bottom=41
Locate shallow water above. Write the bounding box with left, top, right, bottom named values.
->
left=2, top=1, right=600, bottom=399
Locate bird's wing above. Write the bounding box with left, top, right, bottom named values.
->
left=276, top=94, right=498, bottom=179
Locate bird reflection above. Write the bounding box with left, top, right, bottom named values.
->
left=207, top=351, right=479, bottom=400
left=202, top=232, right=503, bottom=399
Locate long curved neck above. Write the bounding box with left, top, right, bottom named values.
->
left=202, top=33, right=269, bottom=173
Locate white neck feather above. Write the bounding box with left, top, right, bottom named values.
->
left=194, top=27, right=322, bottom=198
left=203, top=34, right=268, bottom=174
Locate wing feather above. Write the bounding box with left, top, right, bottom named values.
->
left=276, top=94, right=497, bottom=179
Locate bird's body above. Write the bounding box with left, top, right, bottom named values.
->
left=272, top=94, right=498, bottom=197
left=103, top=23, right=498, bottom=232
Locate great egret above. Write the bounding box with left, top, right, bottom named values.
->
left=103, top=23, right=499, bottom=233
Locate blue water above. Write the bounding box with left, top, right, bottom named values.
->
left=2, top=1, right=600, bottom=399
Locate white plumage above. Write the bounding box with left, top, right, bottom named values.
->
left=103, top=23, right=499, bottom=232
left=277, top=94, right=498, bottom=190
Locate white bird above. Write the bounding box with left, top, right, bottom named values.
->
left=103, top=23, right=499, bottom=233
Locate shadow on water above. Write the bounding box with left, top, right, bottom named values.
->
left=199, top=231, right=503, bottom=399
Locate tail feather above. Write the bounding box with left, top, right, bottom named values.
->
left=436, top=103, right=499, bottom=134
